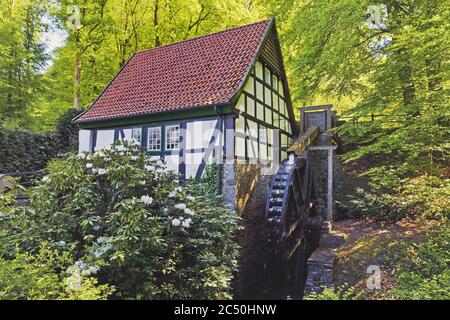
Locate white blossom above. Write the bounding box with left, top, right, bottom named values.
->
left=184, top=208, right=195, bottom=215
left=182, top=218, right=192, bottom=228
left=175, top=203, right=187, bottom=210
left=140, top=195, right=153, bottom=205
left=131, top=155, right=138, bottom=160
left=86, top=163, right=93, bottom=169
left=139, top=180, right=146, bottom=185
left=97, top=168, right=107, bottom=175
left=168, top=190, right=177, bottom=198
left=171, top=218, right=181, bottom=227
left=92, top=168, right=98, bottom=174
left=187, top=196, right=196, bottom=202
left=41, top=175, right=50, bottom=182
left=119, top=152, right=125, bottom=156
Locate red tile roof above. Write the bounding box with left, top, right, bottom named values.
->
left=74, top=19, right=273, bottom=124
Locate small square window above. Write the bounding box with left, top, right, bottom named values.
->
left=147, top=127, right=161, bottom=151
left=131, top=127, right=142, bottom=144
left=165, top=125, right=180, bottom=150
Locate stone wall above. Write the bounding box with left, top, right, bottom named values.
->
left=232, top=162, right=273, bottom=299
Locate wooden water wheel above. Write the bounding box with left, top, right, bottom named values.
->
left=263, top=154, right=322, bottom=299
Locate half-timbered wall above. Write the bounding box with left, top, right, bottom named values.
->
left=78, top=117, right=223, bottom=180
left=234, top=58, right=294, bottom=163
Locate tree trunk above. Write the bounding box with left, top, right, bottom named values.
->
left=153, top=0, right=161, bottom=47
left=74, top=53, right=81, bottom=110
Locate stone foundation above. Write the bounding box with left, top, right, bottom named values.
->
left=305, top=249, right=336, bottom=294
left=232, top=162, right=274, bottom=299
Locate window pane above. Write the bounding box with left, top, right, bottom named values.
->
left=147, top=127, right=161, bottom=150
left=165, top=125, right=180, bottom=150
left=131, top=127, right=142, bottom=144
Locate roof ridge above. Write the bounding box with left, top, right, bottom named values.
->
left=135, top=18, right=273, bottom=56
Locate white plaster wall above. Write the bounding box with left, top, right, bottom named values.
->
left=79, top=129, right=91, bottom=153
left=95, top=129, right=115, bottom=151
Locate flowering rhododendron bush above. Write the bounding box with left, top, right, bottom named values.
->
left=0, top=141, right=240, bottom=299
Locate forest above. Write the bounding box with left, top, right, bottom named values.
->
left=0, top=0, right=448, bottom=300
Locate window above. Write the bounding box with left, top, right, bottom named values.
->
left=131, top=127, right=142, bottom=144
left=165, top=125, right=180, bottom=150
left=147, top=127, right=161, bottom=151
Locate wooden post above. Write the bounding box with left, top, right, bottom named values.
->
left=327, top=148, right=333, bottom=222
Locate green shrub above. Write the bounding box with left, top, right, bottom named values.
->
left=0, top=141, right=240, bottom=299
left=305, top=286, right=360, bottom=300
left=0, top=127, right=58, bottom=173
left=54, top=108, right=83, bottom=153
left=388, top=226, right=450, bottom=300
left=0, top=244, right=113, bottom=300
left=340, top=176, right=449, bottom=222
